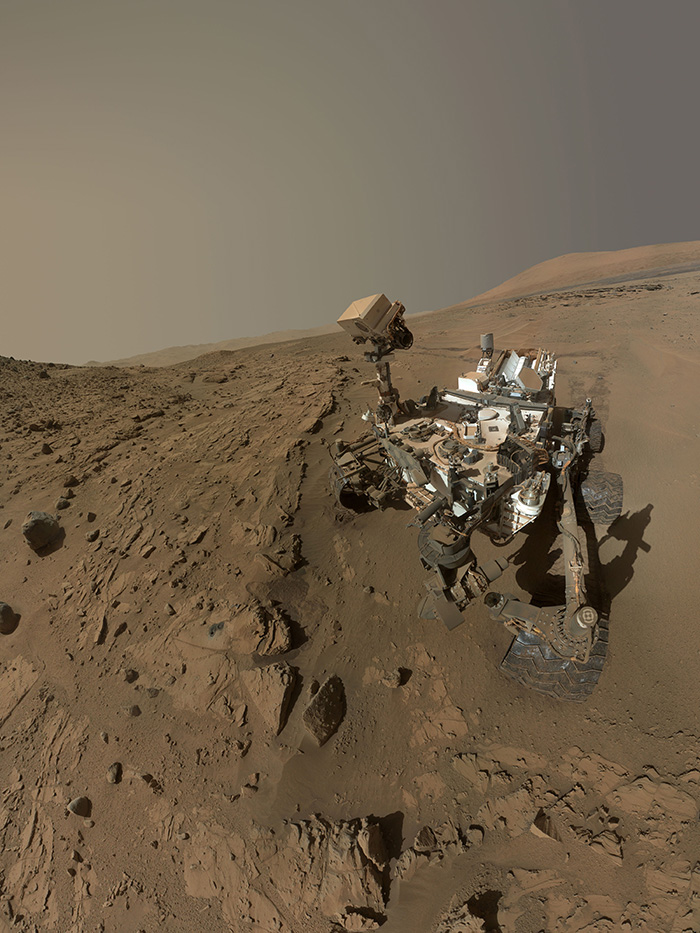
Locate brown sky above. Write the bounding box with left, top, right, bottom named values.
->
left=2, top=1, right=699, bottom=364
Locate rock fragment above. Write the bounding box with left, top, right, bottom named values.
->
left=241, top=662, right=297, bottom=735
left=106, top=762, right=123, bottom=784
left=269, top=815, right=387, bottom=924
left=302, top=675, right=346, bottom=746
left=56, top=497, right=70, bottom=510
left=63, top=474, right=80, bottom=487
left=530, top=808, right=561, bottom=842
left=22, top=511, right=61, bottom=550
left=232, top=603, right=292, bottom=656
left=381, top=669, right=402, bottom=688
left=67, top=796, right=91, bottom=817
left=0, top=602, right=19, bottom=635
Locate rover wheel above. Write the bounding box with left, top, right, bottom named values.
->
left=577, top=471, right=623, bottom=525
left=500, top=620, right=608, bottom=701
left=587, top=419, right=604, bottom=452
left=329, top=468, right=372, bottom=512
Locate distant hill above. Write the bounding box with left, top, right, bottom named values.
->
left=458, top=240, right=700, bottom=308
left=86, top=324, right=337, bottom=368
left=88, top=240, right=700, bottom=368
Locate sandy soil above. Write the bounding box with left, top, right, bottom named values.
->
left=1, top=244, right=699, bottom=932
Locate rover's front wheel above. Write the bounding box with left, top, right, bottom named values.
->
left=500, top=622, right=608, bottom=701
left=577, top=471, right=623, bottom=525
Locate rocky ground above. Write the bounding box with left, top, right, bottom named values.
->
left=1, top=250, right=700, bottom=932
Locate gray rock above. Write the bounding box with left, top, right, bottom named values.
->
left=106, top=762, right=122, bottom=784
left=22, top=511, right=61, bottom=550
left=127, top=705, right=141, bottom=717
left=0, top=602, right=19, bottom=635
left=302, top=675, right=346, bottom=746
left=41, top=442, right=53, bottom=454
left=123, top=668, right=139, bottom=683
left=56, top=498, right=70, bottom=511
left=63, top=474, right=80, bottom=487
left=67, top=796, right=91, bottom=817
left=85, top=528, right=100, bottom=542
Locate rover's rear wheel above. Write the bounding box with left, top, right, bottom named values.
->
left=577, top=471, right=623, bottom=525
left=500, top=621, right=608, bottom=701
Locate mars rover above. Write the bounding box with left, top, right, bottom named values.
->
left=329, top=294, right=623, bottom=700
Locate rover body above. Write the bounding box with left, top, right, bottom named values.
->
left=330, top=294, right=623, bottom=700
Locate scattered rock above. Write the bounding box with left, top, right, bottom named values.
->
left=381, top=669, right=402, bottom=688
left=187, top=524, right=209, bottom=546
left=0, top=602, right=19, bottom=635
left=85, top=528, right=100, bottom=542
left=87, top=511, right=97, bottom=522
left=241, top=662, right=297, bottom=735
left=41, top=442, right=53, bottom=454
left=530, top=808, right=562, bottom=842
left=55, top=497, right=70, bottom=510
left=302, top=674, right=346, bottom=746
left=232, top=602, right=292, bottom=656
left=106, top=762, right=123, bottom=784
left=434, top=902, right=486, bottom=933
left=128, top=705, right=142, bottom=717
left=588, top=829, right=624, bottom=864
left=63, top=474, right=80, bottom=487
left=268, top=815, right=388, bottom=924
left=67, top=796, right=91, bottom=817
left=413, top=825, right=438, bottom=851
left=336, top=910, right=382, bottom=931
left=123, top=669, right=139, bottom=683
left=22, top=511, right=61, bottom=550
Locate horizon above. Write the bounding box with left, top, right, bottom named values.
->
left=3, top=1, right=700, bottom=364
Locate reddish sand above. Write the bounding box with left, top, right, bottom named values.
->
left=1, top=242, right=699, bottom=932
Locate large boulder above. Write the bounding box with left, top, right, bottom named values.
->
left=21, top=511, right=61, bottom=550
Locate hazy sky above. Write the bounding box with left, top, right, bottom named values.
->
left=2, top=1, right=699, bottom=364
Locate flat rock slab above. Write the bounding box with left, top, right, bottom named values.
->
left=21, top=511, right=61, bottom=550
left=241, top=662, right=297, bottom=735
left=303, top=675, right=346, bottom=746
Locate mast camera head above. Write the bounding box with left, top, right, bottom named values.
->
left=337, top=293, right=413, bottom=357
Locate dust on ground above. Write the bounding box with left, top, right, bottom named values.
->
left=1, top=246, right=699, bottom=931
